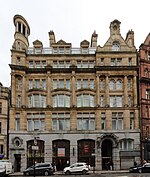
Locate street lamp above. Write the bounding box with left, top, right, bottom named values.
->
left=32, top=137, right=39, bottom=177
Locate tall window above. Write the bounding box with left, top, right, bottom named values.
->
left=100, top=95, right=105, bottom=107
left=130, top=112, right=134, bottom=129
left=42, top=79, right=46, bottom=90
left=53, top=95, right=70, bottom=107
left=17, top=79, right=22, bottom=90
left=116, top=79, right=122, bottom=90
left=28, top=95, right=46, bottom=108
left=29, top=80, right=33, bottom=89
left=35, top=61, right=40, bottom=68
left=128, top=95, right=132, bottom=107
left=77, top=112, right=95, bottom=130
left=76, top=79, right=94, bottom=89
left=100, top=79, right=105, bottom=90
left=110, top=96, right=122, bottom=107
left=27, top=113, right=45, bottom=131
left=52, top=79, right=70, bottom=90
left=128, top=79, right=132, bottom=90
left=0, top=103, right=2, bottom=114
left=52, top=113, right=70, bottom=130
left=29, top=61, right=34, bottom=68
left=128, top=58, right=132, bottom=66
left=148, top=52, right=150, bottom=61
left=145, top=68, right=149, bottom=77
left=0, top=122, right=1, bottom=133
left=146, top=89, right=150, bottom=100
left=0, top=145, right=3, bottom=154
left=77, top=94, right=94, bottom=107
left=16, top=114, right=20, bottom=131
left=119, top=139, right=133, bottom=150
left=109, top=80, right=115, bottom=90
left=35, top=79, right=40, bottom=88
left=18, top=95, right=21, bottom=107
left=112, top=112, right=123, bottom=130
left=101, top=112, right=106, bottom=130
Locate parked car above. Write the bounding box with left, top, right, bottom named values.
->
left=129, top=163, right=150, bottom=173
left=63, top=162, right=89, bottom=175
left=0, top=160, right=13, bottom=176
left=23, top=162, right=54, bottom=176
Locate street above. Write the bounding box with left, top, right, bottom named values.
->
left=10, top=172, right=150, bottom=177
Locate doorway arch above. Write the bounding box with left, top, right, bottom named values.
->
left=101, top=139, right=113, bottom=170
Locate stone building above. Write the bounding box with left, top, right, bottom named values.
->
left=0, top=82, right=9, bottom=159
left=139, top=33, right=150, bottom=161
left=9, top=14, right=140, bottom=172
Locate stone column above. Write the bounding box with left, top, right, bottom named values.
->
left=22, top=75, right=26, bottom=106
left=106, top=110, right=111, bottom=130
left=134, top=109, right=139, bottom=129
left=96, top=75, right=100, bottom=106
left=47, top=73, right=51, bottom=107
left=133, top=75, right=137, bottom=106
left=95, top=110, right=101, bottom=130
left=11, top=74, right=16, bottom=107
left=124, top=110, right=130, bottom=129
left=106, top=75, right=109, bottom=106
left=124, top=76, right=128, bottom=106
left=71, top=72, right=76, bottom=107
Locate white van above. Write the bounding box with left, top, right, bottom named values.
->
left=0, top=160, right=12, bottom=176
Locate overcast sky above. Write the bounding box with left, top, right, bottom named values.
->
left=0, top=0, right=150, bottom=87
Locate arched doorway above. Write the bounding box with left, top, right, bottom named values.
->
left=27, top=140, right=44, bottom=167
left=52, top=139, right=70, bottom=171
left=78, top=139, right=95, bottom=167
left=101, top=139, right=113, bottom=170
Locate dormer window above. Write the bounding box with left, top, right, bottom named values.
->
left=112, top=42, right=120, bottom=51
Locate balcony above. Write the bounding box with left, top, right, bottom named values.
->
left=27, top=47, right=96, bottom=55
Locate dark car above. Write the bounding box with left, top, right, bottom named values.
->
left=23, top=162, right=54, bottom=176
left=129, top=163, right=150, bottom=173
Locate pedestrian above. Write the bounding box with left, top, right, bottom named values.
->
left=134, top=160, right=137, bottom=166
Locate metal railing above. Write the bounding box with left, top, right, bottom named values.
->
left=27, top=47, right=96, bottom=55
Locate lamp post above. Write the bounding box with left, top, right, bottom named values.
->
left=32, top=137, right=38, bottom=177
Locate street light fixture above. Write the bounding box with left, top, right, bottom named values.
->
left=32, top=137, right=39, bottom=177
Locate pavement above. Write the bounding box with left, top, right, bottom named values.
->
left=10, top=170, right=129, bottom=176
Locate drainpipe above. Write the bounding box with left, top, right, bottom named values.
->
left=7, top=88, right=11, bottom=159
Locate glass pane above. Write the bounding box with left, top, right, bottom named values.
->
left=52, top=120, right=57, bottom=130
left=28, top=120, right=32, bottom=131
left=90, top=119, right=95, bottom=130
left=58, top=120, right=64, bottom=130
left=78, top=119, right=82, bottom=130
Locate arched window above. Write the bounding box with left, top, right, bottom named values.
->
left=116, top=79, right=122, bottom=90
left=112, top=42, right=120, bottom=51
left=109, top=80, right=115, bottom=90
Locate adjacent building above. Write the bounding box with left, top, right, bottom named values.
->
left=9, top=14, right=141, bottom=172
left=0, top=82, right=9, bottom=159
left=139, top=33, right=150, bottom=161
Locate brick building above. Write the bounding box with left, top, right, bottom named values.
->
left=9, top=14, right=140, bottom=172
left=0, top=82, right=9, bottom=159
left=139, top=33, right=150, bottom=161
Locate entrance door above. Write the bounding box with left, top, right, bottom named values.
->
left=14, top=154, right=21, bottom=172
left=101, top=139, right=113, bottom=170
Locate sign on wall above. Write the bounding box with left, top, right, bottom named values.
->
left=58, top=148, right=65, bottom=157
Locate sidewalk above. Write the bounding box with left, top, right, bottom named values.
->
left=10, top=170, right=129, bottom=176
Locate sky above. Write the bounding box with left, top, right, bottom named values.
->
left=0, top=0, right=150, bottom=87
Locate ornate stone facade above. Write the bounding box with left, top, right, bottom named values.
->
left=9, top=15, right=140, bottom=172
